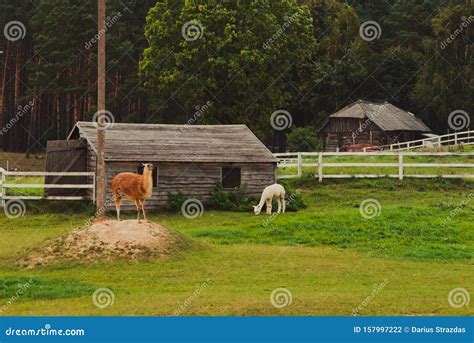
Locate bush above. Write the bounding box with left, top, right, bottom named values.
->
left=206, top=183, right=306, bottom=212
left=206, top=184, right=258, bottom=212
left=164, top=192, right=188, bottom=212
left=164, top=183, right=306, bottom=213
left=287, top=127, right=322, bottom=152
left=277, top=181, right=307, bottom=212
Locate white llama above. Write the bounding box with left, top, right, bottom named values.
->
left=253, top=184, right=286, bottom=215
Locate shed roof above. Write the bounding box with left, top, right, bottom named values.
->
left=322, top=100, right=431, bottom=132
left=69, top=122, right=277, bottom=163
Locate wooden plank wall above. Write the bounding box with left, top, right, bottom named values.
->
left=320, top=118, right=424, bottom=151
left=45, top=140, right=87, bottom=196
left=103, top=161, right=276, bottom=211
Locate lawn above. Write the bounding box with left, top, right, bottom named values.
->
left=0, top=178, right=472, bottom=316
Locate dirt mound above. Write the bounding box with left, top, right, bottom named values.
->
left=19, top=219, right=176, bottom=268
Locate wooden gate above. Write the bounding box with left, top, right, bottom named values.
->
left=45, top=140, right=88, bottom=196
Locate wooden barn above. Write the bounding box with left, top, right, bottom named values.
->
left=318, top=100, right=431, bottom=151
left=45, top=122, right=277, bottom=209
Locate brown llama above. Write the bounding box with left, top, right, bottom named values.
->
left=111, top=163, right=154, bottom=223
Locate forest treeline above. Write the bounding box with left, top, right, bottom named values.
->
left=0, top=0, right=472, bottom=153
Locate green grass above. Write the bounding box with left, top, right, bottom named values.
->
left=156, top=178, right=474, bottom=261
left=1, top=176, right=45, bottom=197
left=0, top=178, right=472, bottom=316
left=0, top=276, right=96, bottom=300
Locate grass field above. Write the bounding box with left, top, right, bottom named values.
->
left=0, top=153, right=45, bottom=171
left=0, top=178, right=472, bottom=316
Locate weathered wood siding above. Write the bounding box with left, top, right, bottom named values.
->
left=320, top=118, right=425, bottom=151
left=103, top=161, right=276, bottom=210
left=45, top=140, right=87, bottom=196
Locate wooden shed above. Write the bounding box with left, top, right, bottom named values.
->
left=318, top=100, right=431, bottom=151
left=46, top=122, right=277, bottom=209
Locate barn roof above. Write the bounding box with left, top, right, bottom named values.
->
left=321, top=100, right=431, bottom=132
left=68, top=122, right=277, bottom=163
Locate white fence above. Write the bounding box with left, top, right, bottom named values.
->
left=274, top=152, right=474, bottom=181
left=383, top=130, right=474, bottom=151
left=0, top=168, right=96, bottom=206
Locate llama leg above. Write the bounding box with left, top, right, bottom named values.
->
left=114, top=196, right=122, bottom=221
left=277, top=197, right=282, bottom=214
left=266, top=199, right=272, bottom=215
left=141, top=200, right=147, bottom=221
left=135, top=200, right=141, bottom=223
left=281, top=193, right=286, bottom=213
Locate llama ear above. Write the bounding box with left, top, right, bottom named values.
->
left=142, top=163, right=146, bottom=167
left=252, top=205, right=257, bottom=209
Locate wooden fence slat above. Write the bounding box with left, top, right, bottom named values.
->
left=384, top=130, right=474, bottom=151
left=3, top=184, right=94, bottom=189
left=2, top=196, right=87, bottom=200
left=275, top=151, right=474, bottom=180
left=0, top=169, right=96, bottom=206
left=322, top=163, right=399, bottom=167
left=3, top=171, right=94, bottom=176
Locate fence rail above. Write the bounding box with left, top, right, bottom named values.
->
left=382, top=130, right=474, bottom=151
left=0, top=168, right=96, bottom=206
left=274, top=152, right=474, bottom=181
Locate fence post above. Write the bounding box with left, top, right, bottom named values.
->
left=318, top=153, right=323, bottom=183
left=398, top=153, right=404, bottom=180
left=0, top=168, right=4, bottom=207
left=92, top=173, right=96, bottom=204
left=454, top=132, right=458, bottom=145
left=297, top=152, right=302, bottom=177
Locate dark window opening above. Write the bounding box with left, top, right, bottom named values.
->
left=222, top=167, right=241, bottom=189
left=137, top=164, right=158, bottom=188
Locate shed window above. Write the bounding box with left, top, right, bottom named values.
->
left=137, top=164, right=158, bottom=188
left=222, top=167, right=241, bottom=189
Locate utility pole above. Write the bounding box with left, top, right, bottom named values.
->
left=96, top=0, right=106, bottom=213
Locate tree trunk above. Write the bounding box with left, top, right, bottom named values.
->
left=0, top=41, right=10, bottom=149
